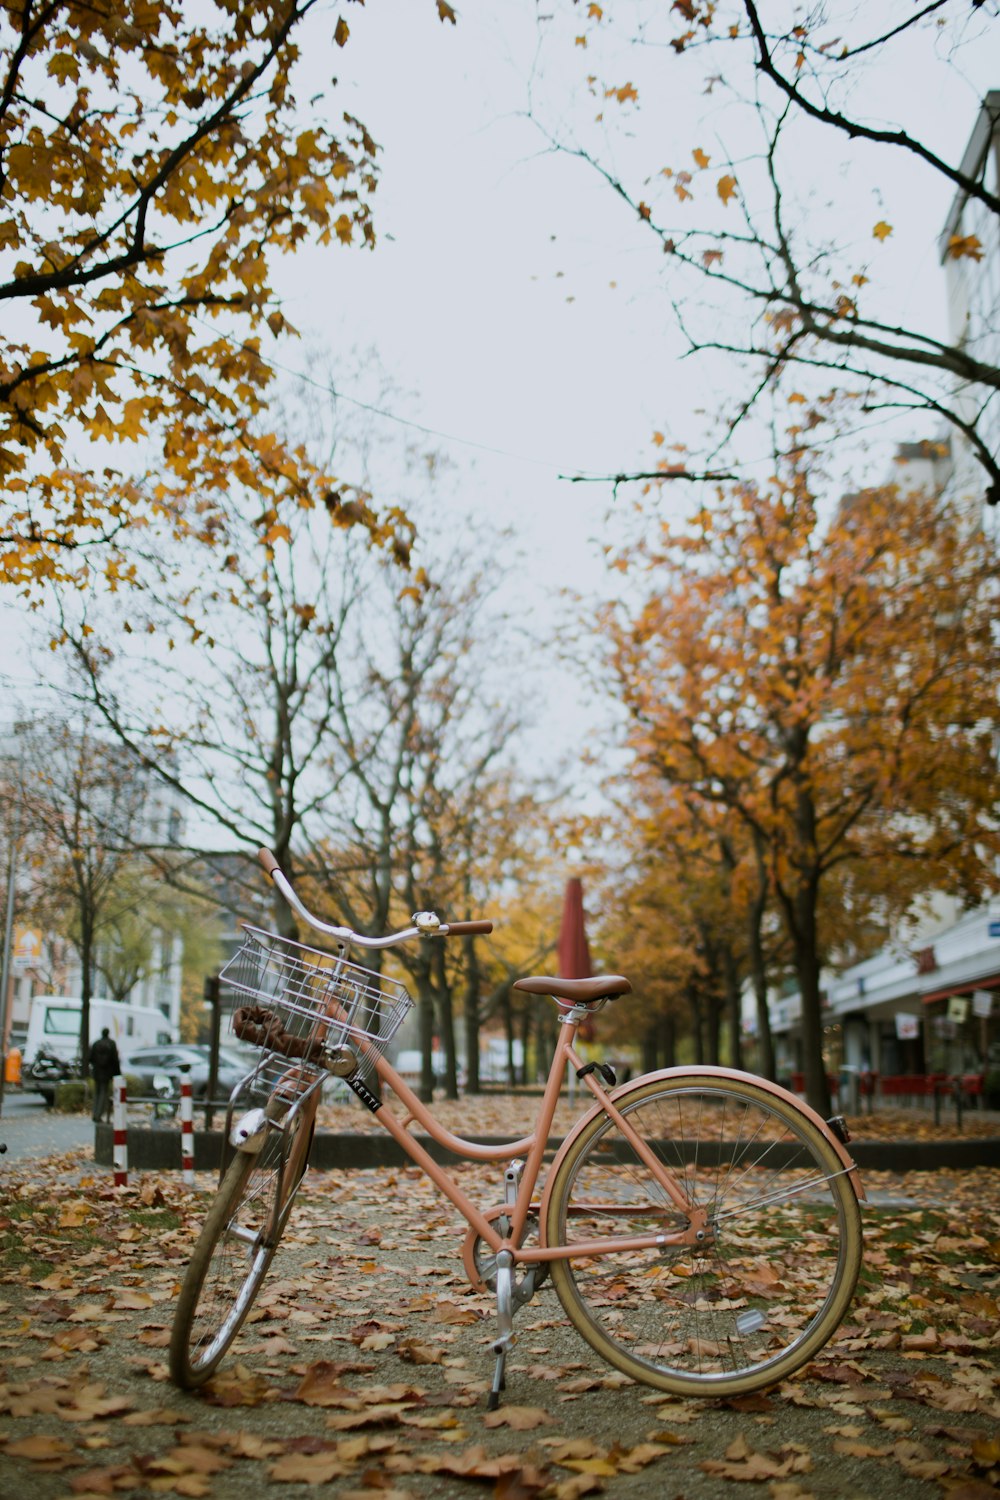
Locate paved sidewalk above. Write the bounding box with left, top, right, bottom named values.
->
left=0, top=1091, right=94, bottom=1162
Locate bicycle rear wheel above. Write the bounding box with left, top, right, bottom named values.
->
left=169, top=1095, right=313, bottom=1390
left=545, top=1073, right=862, bottom=1397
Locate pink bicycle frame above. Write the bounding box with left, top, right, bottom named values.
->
left=363, top=1010, right=711, bottom=1271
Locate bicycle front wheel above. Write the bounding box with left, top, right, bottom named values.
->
left=169, top=1097, right=313, bottom=1390
left=545, top=1073, right=862, bottom=1397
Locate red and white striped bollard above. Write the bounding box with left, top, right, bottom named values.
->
left=180, top=1074, right=194, bottom=1185
left=112, top=1074, right=128, bottom=1187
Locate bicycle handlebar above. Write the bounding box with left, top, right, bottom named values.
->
left=256, top=848, right=493, bottom=947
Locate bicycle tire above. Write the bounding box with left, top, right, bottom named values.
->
left=169, top=1095, right=314, bottom=1390
left=544, top=1072, right=862, bottom=1397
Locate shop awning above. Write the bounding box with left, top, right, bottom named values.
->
left=921, top=972, right=1000, bottom=1004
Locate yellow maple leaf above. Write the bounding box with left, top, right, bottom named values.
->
left=482, top=1405, right=552, bottom=1430
left=269, top=1454, right=349, bottom=1484
left=334, top=16, right=349, bottom=46
left=604, top=82, right=638, bottom=104
left=717, top=174, right=737, bottom=205
left=57, top=1200, right=93, bottom=1228
left=946, top=233, right=984, bottom=261
left=5, top=1436, right=76, bottom=1463
left=693, top=147, right=710, bottom=169
left=872, top=220, right=893, bottom=241
left=47, top=52, right=80, bottom=82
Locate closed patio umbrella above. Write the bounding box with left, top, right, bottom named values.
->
left=558, top=876, right=591, bottom=982
left=558, top=877, right=593, bottom=1095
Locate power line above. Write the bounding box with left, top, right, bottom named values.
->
left=194, top=315, right=588, bottom=475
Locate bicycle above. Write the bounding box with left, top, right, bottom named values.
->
left=169, top=849, right=864, bottom=1407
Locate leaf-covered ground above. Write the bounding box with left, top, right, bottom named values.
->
left=1, top=1135, right=998, bottom=1500
left=309, top=1094, right=1000, bottom=1142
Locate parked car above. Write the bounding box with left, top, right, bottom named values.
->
left=122, top=1045, right=249, bottom=1101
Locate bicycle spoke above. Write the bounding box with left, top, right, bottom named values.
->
left=546, top=1075, right=862, bottom=1396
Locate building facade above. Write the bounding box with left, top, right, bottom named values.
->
left=939, top=89, right=1000, bottom=536
left=0, top=720, right=186, bottom=1050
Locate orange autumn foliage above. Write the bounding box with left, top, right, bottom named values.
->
left=604, top=473, right=1000, bottom=1111
left=0, top=2, right=451, bottom=590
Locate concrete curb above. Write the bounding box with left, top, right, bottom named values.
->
left=92, top=1125, right=1000, bottom=1174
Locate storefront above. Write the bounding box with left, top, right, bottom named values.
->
left=921, top=978, right=1000, bottom=1077
left=760, top=905, right=1000, bottom=1099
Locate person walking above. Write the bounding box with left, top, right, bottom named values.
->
left=89, top=1028, right=121, bottom=1124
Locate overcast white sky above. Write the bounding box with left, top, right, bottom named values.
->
left=266, top=1, right=997, bottom=571
left=278, top=2, right=692, bottom=600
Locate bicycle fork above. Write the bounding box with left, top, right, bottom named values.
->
left=228, top=1098, right=310, bottom=1245
left=489, top=1249, right=515, bottom=1411
left=487, top=1157, right=552, bottom=1408
left=488, top=1158, right=525, bottom=1411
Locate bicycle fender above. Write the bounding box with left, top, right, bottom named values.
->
left=540, top=1065, right=865, bottom=1246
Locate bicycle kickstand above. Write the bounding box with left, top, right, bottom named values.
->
left=488, top=1249, right=515, bottom=1411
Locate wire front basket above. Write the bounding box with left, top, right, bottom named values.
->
left=220, top=924, right=412, bottom=1093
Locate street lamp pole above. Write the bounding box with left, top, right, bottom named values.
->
left=0, top=799, right=22, bottom=1117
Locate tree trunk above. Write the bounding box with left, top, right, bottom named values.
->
left=501, top=985, right=515, bottom=1086
left=722, top=944, right=743, bottom=1071
left=749, top=931, right=776, bottom=1081
left=463, top=935, right=481, bottom=1095
left=75, top=859, right=94, bottom=1076
left=660, top=1011, right=677, bottom=1069
left=705, top=988, right=722, bottom=1066
left=417, top=974, right=436, bottom=1103
left=688, top=982, right=704, bottom=1064
left=519, top=1001, right=534, bottom=1085
left=433, top=945, right=459, bottom=1099
left=748, top=834, right=776, bottom=1080
left=78, top=919, right=93, bottom=1077
left=780, top=786, right=831, bottom=1118
left=794, top=895, right=831, bottom=1116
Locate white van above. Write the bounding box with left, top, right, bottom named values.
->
left=24, top=995, right=174, bottom=1077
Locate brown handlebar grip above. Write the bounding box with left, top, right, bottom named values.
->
left=443, top=920, right=493, bottom=936
left=258, top=848, right=281, bottom=875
